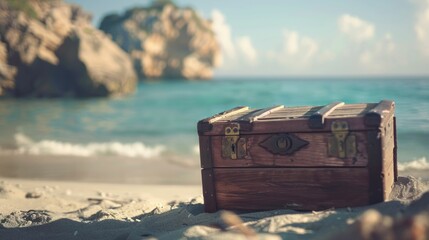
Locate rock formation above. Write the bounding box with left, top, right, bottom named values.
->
left=0, top=0, right=137, bottom=98
left=99, top=1, right=221, bottom=80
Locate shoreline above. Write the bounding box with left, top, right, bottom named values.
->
left=0, top=154, right=201, bottom=185
left=0, top=154, right=428, bottom=186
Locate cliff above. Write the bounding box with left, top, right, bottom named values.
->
left=0, top=0, right=137, bottom=98
left=99, top=1, right=221, bottom=80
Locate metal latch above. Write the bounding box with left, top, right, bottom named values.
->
left=328, top=120, right=357, bottom=159
left=222, top=123, right=247, bottom=160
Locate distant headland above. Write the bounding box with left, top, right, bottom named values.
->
left=0, top=0, right=220, bottom=98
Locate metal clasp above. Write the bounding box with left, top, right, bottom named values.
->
left=328, top=121, right=357, bottom=159
left=222, top=123, right=247, bottom=160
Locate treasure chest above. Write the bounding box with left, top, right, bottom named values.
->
left=197, top=100, right=397, bottom=212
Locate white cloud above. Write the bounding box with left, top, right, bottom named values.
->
left=338, top=14, right=375, bottom=42
left=211, top=9, right=236, bottom=60
left=235, top=36, right=257, bottom=64
left=275, top=30, right=319, bottom=66
left=414, top=0, right=429, bottom=56
left=337, top=14, right=397, bottom=72
left=211, top=10, right=258, bottom=66
left=359, top=33, right=396, bottom=70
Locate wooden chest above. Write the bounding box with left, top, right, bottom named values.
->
left=197, top=100, right=397, bottom=212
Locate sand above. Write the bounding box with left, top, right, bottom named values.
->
left=0, top=175, right=429, bottom=240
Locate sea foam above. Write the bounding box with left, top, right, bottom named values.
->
left=398, top=157, right=429, bottom=171
left=193, top=145, right=200, bottom=155
left=3, top=133, right=165, bottom=158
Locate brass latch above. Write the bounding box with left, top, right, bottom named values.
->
left=328, top=120, right=357, bottom=159
left=222, top=123, right=247, bottom=160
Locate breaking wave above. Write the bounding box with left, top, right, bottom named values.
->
left=398, top=157, right=429, bottom=171
left=0, top=133, right=165, bottom=158
left=193, top=145, right=200, bottom=155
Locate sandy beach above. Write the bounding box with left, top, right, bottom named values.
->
left=0, top=171, right=428, bottom=240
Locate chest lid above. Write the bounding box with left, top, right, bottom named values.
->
left=198, top=100, right=395, bottom=136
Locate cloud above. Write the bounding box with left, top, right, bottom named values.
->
left=211, top=9, right=236, bottom=60
left=338, top=14, right=375, bottom=42
left=359, top=33, right=396, bottom=69
left=211, top=9, right=258, bottom=66
left=269, top=30, right=319, bottom=67
left=337, top=14, right=397, bottom=72
left=235, top=36, right=257, bottom=64
left=283, top=30, right=319, bottom=61
left=414, top=0, right=429, bottom=56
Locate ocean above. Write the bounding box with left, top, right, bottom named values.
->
left=0, top=77, right=428, bottom=173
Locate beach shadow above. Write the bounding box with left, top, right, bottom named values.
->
left=0, top=191, right=425, bottom=240
left=0, top=218, right=137, bottom=240
left=0, top=202, right=219, bottom=240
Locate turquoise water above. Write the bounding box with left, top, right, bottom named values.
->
left=0, top=77, right=428, bottom=165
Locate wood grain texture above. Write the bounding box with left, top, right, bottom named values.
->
left=199, top=136, right=212, bottom=168
left=213, top=168, right=370, bottom=211
left=210, top=132, right=369, bottom=167
left=199, top=103, right=392, bottom=136
left=382, top=116, right=396, bottom=199
left=393, top=116, right=398, bottom=181
left=198, top=106, right=249, bottom=133
left=383, top=159, right=395, bottom=200
left=202, top=169, right=217, bottom=212
left=367, top=130, right=383, bottom=204
left=365, top=100, right=395, bottom=127
left=237, top=105, right=284, bottom=122
left=201, top=117, right=378, bottom=136
left=308, top=102, right=345, bottom=129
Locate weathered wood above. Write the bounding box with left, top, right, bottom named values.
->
left=367, top=130, right=384, bottom=203
left=381, top=116, right=396, bottom=199
left=210, top=132, right=369, bottom=167
left=199, top=103, right=394, bottom=136
left=383, top=162, right=395, bottom=200
left=214, top=168, right=369, bottom=211
left=237, top=105, right=284, bottom=122
left=364, top=100, right=395, bottom=127
left=382, top=149, right=395, bottom=200
left=199, top=101, right=396, bottom=212
left=201, top=117, right=376, bottom=136
left=197, top=106, right=249, bottom=133
left=308, top=102, right=345, bottom=129
left=233, top=105, right=285, bottom=131
left=201, top=169, right=217, bottom=212
left=393, top=116, right=398, bottom=181
left=199, top=136, right=212, bottom=168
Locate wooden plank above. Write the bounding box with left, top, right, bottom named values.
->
left=238, top=105, right=284, bottom=122
left=393, top=116, right=398, bottom=181
left=329, top=103, right=377, bottom=117
left=202, top=169, right=217, bottom=213
left=367, top=130, right=384, bottom=204
left=364, top=100, right=395, bottom=127
left=308, top=102, right=345, bottom=129
left=199, top=136, right=213, bottom=168
left=197, top=106, right=249, bottom=134
left=214, top=168, right=369, bottom=211
left=383, top=161, right=395, bottom=200
left=201, top=117, right=376, bottom=135
left=235, top=105, right=284, bottom=130
left=199, top=102, right=388, bottom=136
left=382, top=116, right=395, bottom=199
left=210, top=132, right=369, bottom=167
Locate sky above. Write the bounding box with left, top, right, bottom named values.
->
left=66, top=0, right=429, bottom=77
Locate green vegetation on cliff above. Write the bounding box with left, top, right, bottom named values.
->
left=100, top=0, right=177, bottom=31
left=6, top=0, right=38, bottom=18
